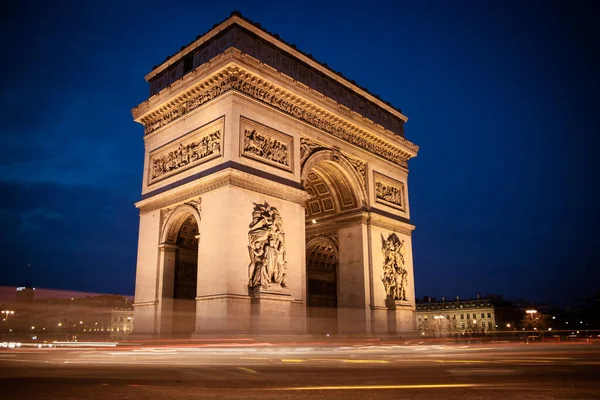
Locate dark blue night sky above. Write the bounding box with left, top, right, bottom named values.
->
left=1, top=1, right=598, bottom=305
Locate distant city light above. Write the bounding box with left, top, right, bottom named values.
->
left=506, top=323, right=511, bottom=328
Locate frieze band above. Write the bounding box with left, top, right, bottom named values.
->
left=143, top=73, right=410, bottom=167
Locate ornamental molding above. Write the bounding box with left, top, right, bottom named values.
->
left=149, top=117, right=223, bottom=185
left=136, top=169, right=310, bottom=214
left=368, top=213, right=415, bottom=237
left=305, top=210, right=370, bottom=232
left=240, top=117, right=293, bottom=172
left=373, top=171, right=406, bottom=212
left=306, top=230, right=339, bottom=249
left=300, top=137, right=325, bottom=167
left=134, top=54, right=418, bottom=166
left=343, top=154, right=367, bottom=192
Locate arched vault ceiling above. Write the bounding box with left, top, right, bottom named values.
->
left=307, top=239, right=338, bottom=274
left=304, top=162, right=358, bottom=220
left=176, top=216, right=198, bottom=249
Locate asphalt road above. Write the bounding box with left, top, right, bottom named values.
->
left=1, top=341, right=599, bottom=399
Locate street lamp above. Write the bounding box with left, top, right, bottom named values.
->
left=1, top=310, right=15, bottom=334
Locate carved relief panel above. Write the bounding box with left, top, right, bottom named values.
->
left=240, top=117, right=293, bottom=172
left=148, top=117, right=224, bottom=185
left=373, top=172, right=406, bottom=212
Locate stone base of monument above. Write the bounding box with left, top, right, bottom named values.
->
left=386, top=299, right=416, bottom=333
left=249, top=286, right=296, bottom=333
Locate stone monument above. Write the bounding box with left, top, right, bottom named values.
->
left=131, top=12, right=419, bottom=336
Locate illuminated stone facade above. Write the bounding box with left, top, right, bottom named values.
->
left=416, top=297, right=499, bottom=337
left=131, top=13, right=419, bottom=336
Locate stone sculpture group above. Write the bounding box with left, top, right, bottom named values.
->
left=248, top=202, right=287, bottom=289
left=375, top=181, right=404, bottom=207
left=381, top=233, right=408, bottom=301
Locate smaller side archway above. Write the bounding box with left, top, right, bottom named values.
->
left=158, top=203, right=201, bottom=337
left=306, top=236, right=339, bottom=334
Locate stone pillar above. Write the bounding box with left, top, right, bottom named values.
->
left=337, top=221, right=370, bottom=334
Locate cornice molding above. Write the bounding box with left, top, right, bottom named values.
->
left=368, top=213, right=415, bottom=237
left=133, top=53, right=418, bottom=167
left=136, top=168, right=310, bottom=214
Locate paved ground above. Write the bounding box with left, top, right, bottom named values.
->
left=1, top=340, right=599, bottom=399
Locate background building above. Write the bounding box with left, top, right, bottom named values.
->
left=415, top=295, right=516, bottom=337
left=1, top=286, right=133, bottom=342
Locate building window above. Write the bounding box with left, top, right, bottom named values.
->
left=481, top=313, right=485, bottom=319
left=460, top=314, right=464, bottom=319
left=119, top=316, right=123, bottom=322
left=488, top=322, right=492, bottom=329
left=452, top=315, right=456, bottom=320
left=466, top=314, right=470, bottom=319
left=487, top=313, right=491, bottom=318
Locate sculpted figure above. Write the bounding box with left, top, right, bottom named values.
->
left=381, top=233, right=408, bottom=301
left=248, top=202, right=287, bottom=289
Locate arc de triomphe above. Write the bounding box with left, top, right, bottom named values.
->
left=131, top=12, right=419, bottom=336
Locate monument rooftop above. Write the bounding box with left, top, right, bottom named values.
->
left=136, top=11, right=414, bottom=143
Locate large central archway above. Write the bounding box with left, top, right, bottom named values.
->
left=302, top=150, right=367, bottom=335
